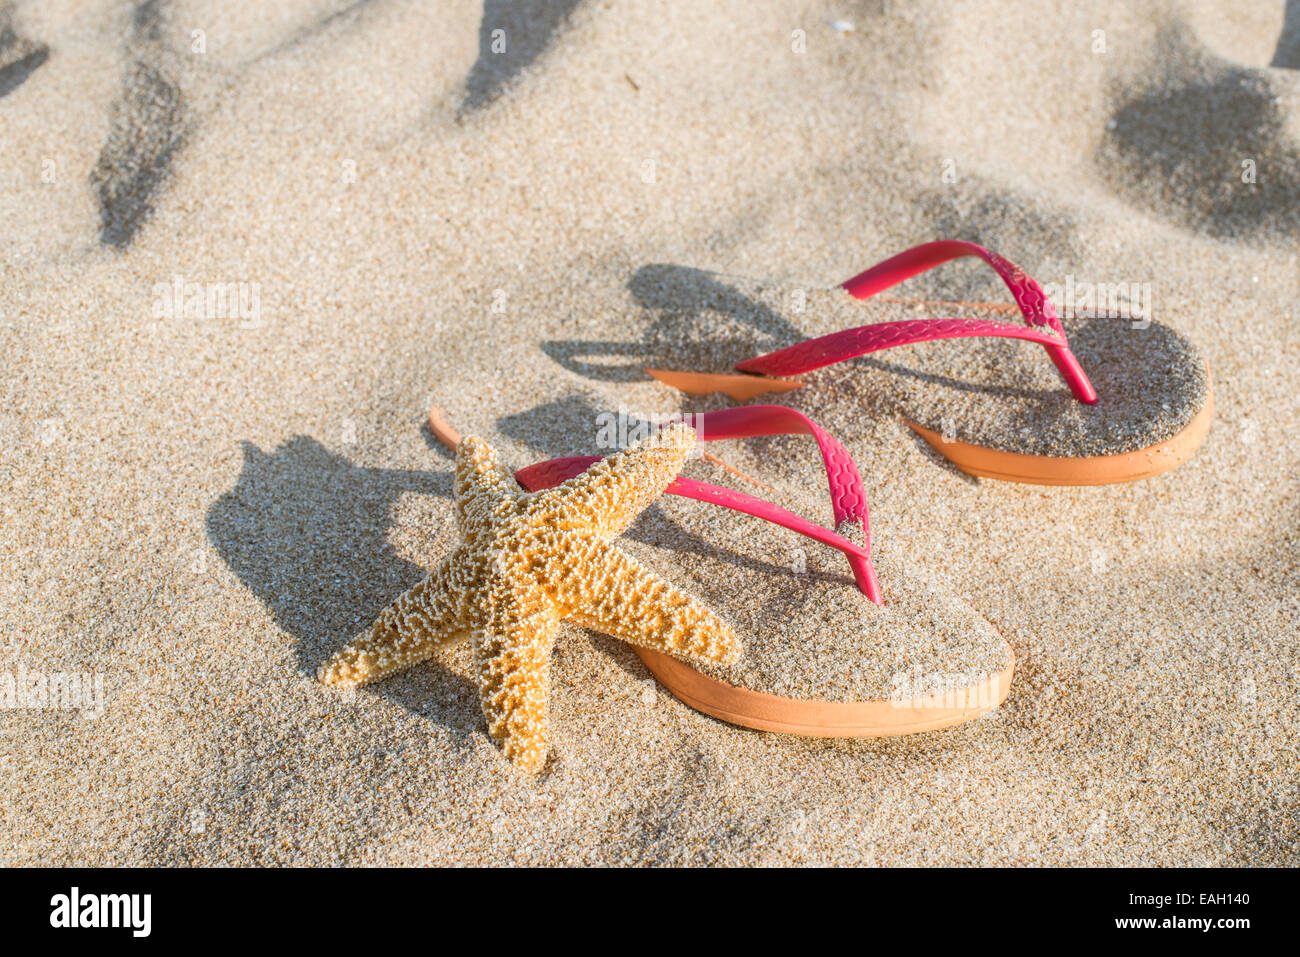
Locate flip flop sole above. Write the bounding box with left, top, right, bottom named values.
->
left=645, top=367, right=1213, bottom=485
left=905, top=383, right=1214, bottom=486
left=635, top=645, right=1015, bottom=737
left=644, top=368, right=804, bottom=400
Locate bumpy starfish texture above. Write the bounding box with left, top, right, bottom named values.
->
left=318, top=424, right=741, bottom=772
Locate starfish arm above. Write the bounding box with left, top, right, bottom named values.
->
left=318, top=546, right=478, bottom=687
left=455, top=435, right=521, bottom=533
left=532, top=422, right=695, bottom=538
left=473, top=591, right=560, bottom=773
left=556, top=538, right=742, bottom=665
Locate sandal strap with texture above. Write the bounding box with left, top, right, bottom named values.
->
left=513, top=405, right=882, bottom=603
left=735, top=240, right=1098, bottom=404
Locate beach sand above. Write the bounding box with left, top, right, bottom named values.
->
left=1, top=0, right=1297, bottom=865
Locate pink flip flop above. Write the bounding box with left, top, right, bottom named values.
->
left=431, top=404, right=1014, bottom=737
left=645, top=241, right=1212, bottom=485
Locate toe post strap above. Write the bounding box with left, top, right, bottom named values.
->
left=735, top=240, right=1098, bottom=404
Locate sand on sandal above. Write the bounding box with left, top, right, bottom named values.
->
left=1, top=0, right=1297, bottom=865
left=622, top=457, right=1012, bottom=703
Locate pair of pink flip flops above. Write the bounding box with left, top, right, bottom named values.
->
left=358, top=240, right=1213, bottom=760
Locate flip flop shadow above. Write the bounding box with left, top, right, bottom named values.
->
left=541, top=264, right=806, bottom=384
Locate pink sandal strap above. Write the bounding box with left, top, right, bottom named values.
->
left=735, top=240, right=1098, bottom=404
left=514, top=405, right=882, bottom=603
left=842, top=240, right=1066, bottom=332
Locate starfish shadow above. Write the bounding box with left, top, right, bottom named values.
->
left=206, top=436, right=480, bottom=734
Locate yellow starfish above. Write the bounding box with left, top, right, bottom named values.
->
left=319, top=423, right=741, bottom=771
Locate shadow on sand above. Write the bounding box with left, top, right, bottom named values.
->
left=206, top=434, right=481, bottom=733
left=460, top=0, right=582, bottom=113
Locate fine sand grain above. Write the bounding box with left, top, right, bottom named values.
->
left=623, top=457, right=1013, bottom=703
left=1, top=0, right=1297, bottom=865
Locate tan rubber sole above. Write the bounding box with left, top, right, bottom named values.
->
left=635, top=646, right=1015, bottom=737
left=906, top=384, right=1214, bottom=486
left=646, top=368, right=1214, bottom=487
left=645, top=368, right=805, bottom=400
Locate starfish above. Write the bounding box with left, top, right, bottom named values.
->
left=318, top=423, right=741, bottom=771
